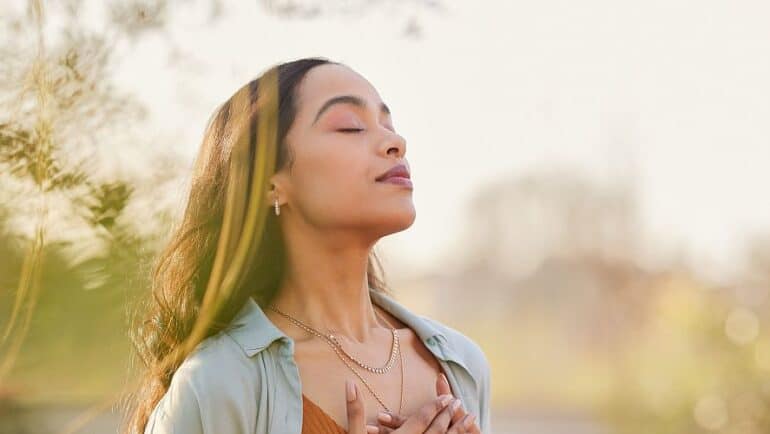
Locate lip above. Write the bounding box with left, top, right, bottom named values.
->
left=378, top=176, right=413, bottom=188
left=376, top=163, right=411, bottom=182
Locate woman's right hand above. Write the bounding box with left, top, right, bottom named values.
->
left=345, top=379, right=469, bottom=434
left=369, top=374, right=480, bottom=434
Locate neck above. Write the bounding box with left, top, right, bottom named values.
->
left=268, top=236, right=384, bottom=344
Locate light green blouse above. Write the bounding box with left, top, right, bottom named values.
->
left=144, top=287, right=492, bottom=434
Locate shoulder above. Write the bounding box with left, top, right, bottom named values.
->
left=180, top=331, right=261, bottom=386
left=173, top=331, right=264, bottom=404
left=146, top=332, right=263, bottom=434
left=373, top=289, right=491, bottom=378
left=418, top=314, right=491, bottom=380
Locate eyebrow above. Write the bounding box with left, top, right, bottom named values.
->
left=312, top=95, right=391, bottom=125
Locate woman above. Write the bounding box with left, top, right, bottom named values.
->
left=123, top=57, right=491, bottom=434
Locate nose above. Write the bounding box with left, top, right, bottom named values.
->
left=380, top=129, right=407, bottom=158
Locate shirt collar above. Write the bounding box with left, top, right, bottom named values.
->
left=224, top=287, right=448, bottom=358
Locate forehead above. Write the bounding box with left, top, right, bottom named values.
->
left=294, top=64, right=383, bottom=114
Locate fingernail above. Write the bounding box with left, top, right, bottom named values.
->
left=440, top=394, right=453, bottom=406
left=346, top=380, right=357, bottom=402
left=451, top=399, right=462, bottom=413
left=377, top=412, right=392, bottom=423
left=366, top=425, right=380, bottom=434
left=463, top=413, right=477, bottom=428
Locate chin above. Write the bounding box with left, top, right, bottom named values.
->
left=382, top=211, right=417, bottom=234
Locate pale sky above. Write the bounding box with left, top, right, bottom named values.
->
left=98, top=0, right=770, bottom=280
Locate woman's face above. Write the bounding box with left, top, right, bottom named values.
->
left=274, top=63, right=415, bottom=240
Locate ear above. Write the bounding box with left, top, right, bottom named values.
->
left=267, top=171, right=292, bottom=208
left=266, top=183, right=279, bottom=207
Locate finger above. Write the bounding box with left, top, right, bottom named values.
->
left=436, top=372, right=452, bottom=397
left=376, top=410, right=406, bottom=429
left=448, top=398, right=466, bottom=426
left=463, top=413, right=480, bottom=434
left=398, top=394, right=454, bottom=432
left=424, top=397, right=458, bottom=433
left=369, top=424, right=393, bottom=434
left=345, top=380, right=366, bottom=434
left=448, top=413, right=473, bottom=434
left=449, top=398, right=468, bottom=425
left=437, top=373, right=466, bottom=426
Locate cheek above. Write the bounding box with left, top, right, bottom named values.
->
left=296, top=133, right=369, bottom=179
left=292, top=146, right=373, bottom=216
left=305, top=171, right=367, bottom=201
left=296, top=177, right=376, bottom=227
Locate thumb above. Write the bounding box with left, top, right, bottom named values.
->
left=436, top=372, right=453, bottom=397
left=345, top=379, right=366, bottom=434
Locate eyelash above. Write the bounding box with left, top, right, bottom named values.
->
left=337, top=128, right=364, bottom=133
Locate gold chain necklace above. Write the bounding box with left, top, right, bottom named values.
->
left=268, top=305, right=400, bottom=374
left=266, top=304, right=404, bottom=414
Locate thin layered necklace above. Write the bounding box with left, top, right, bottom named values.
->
left=266, top=303, right=404, bottom=414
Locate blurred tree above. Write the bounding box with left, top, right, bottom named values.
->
left=438, top=168, right=770, bottom=433
left=443, top=169, right=652, bottom=340
left=0, top=2, right=187, bottom=428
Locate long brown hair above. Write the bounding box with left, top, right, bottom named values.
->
left=120, top=57, right=393, bottom=434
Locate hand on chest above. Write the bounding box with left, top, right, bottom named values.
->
left=295, top=326, right=452, bottom=429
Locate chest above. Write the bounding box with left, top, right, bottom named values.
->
left=293, top=327, right=456, bottom=431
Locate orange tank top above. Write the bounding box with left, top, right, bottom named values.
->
left=301, top=394, right=347, bottom=434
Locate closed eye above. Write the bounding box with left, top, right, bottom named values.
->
left=337, top=128, right=364, bottom=133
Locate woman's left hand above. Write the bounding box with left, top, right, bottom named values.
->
left=366, top=373, right=481, bottom=434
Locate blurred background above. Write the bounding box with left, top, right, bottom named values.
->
left=2, top=0, right=770, bottom=433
